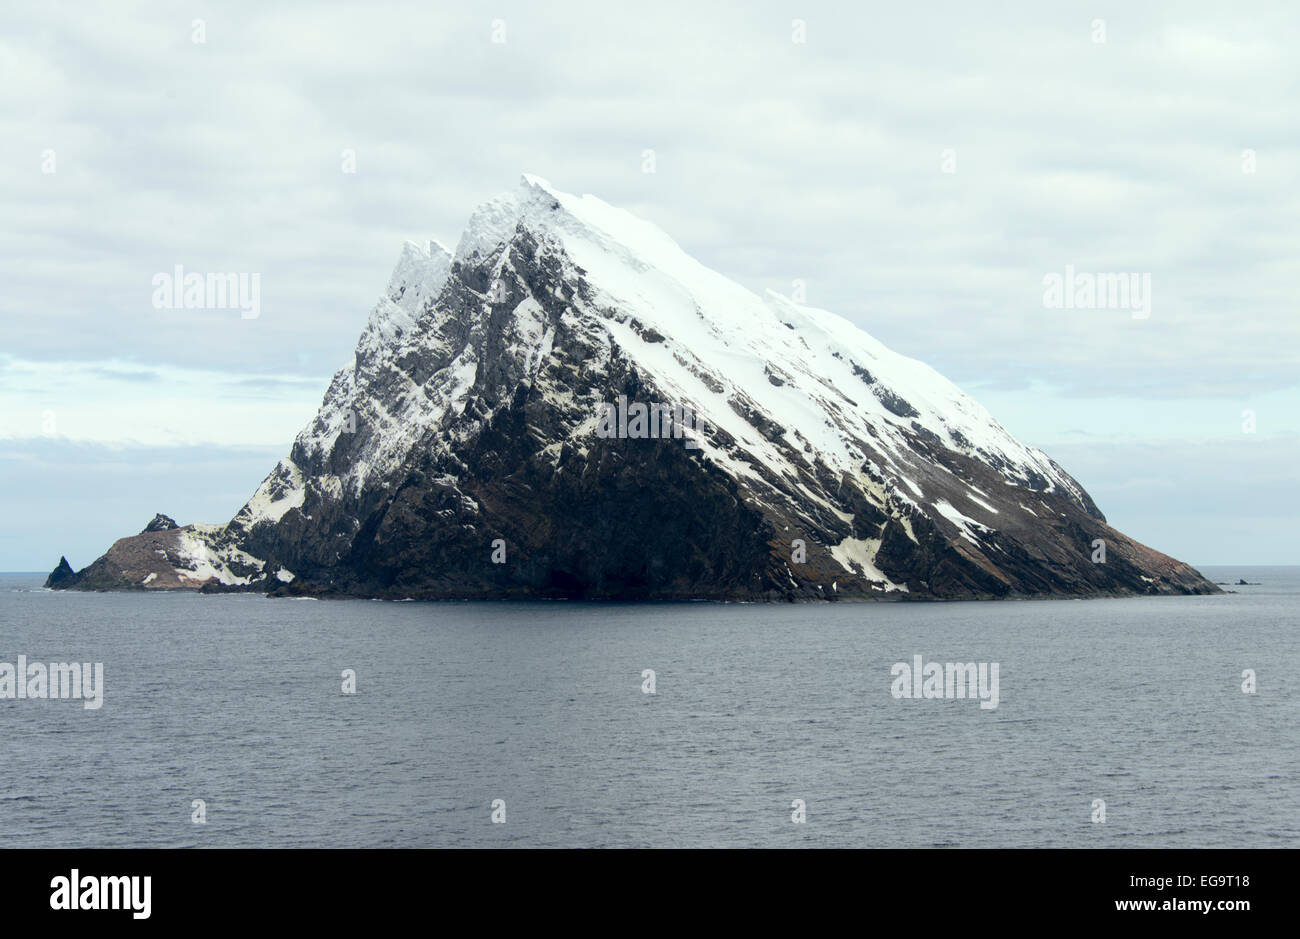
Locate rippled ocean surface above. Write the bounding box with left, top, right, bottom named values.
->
left=0, top=567, right=1295, bottom=848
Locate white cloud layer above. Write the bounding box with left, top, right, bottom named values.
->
left=1, top=0, right=1297, bottom=565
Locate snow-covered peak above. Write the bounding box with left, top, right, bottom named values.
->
left=387, top=239, right=452, bottom=312
left=358, top=237, right=452, bottom=362
left=274, top=176, right=1091, bottom=559
left=451, top=175, right=1083, bottom=506
left=517, top=174, right=690, bottom=266
left=455, top=189, right=527, bottom=263
left=457, top=174, right=703, bottom=278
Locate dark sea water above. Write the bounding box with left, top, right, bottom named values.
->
left=0, top=567, right=1295, bottom=848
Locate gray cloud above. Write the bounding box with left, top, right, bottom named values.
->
left=3, top=0, right=1296, bottom=394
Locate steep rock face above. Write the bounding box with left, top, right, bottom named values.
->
left=49, top=176, right=1218, bottom=600
left=43, top=556, right=75, bottom=588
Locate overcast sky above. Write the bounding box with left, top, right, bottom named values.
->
left=2, top=0, right=1297, bottom=570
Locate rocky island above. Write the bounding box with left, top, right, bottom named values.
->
left=47, top=176, right=1219, bottom=601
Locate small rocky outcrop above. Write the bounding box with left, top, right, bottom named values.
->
left=43, top=556, right=76, bottom=589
